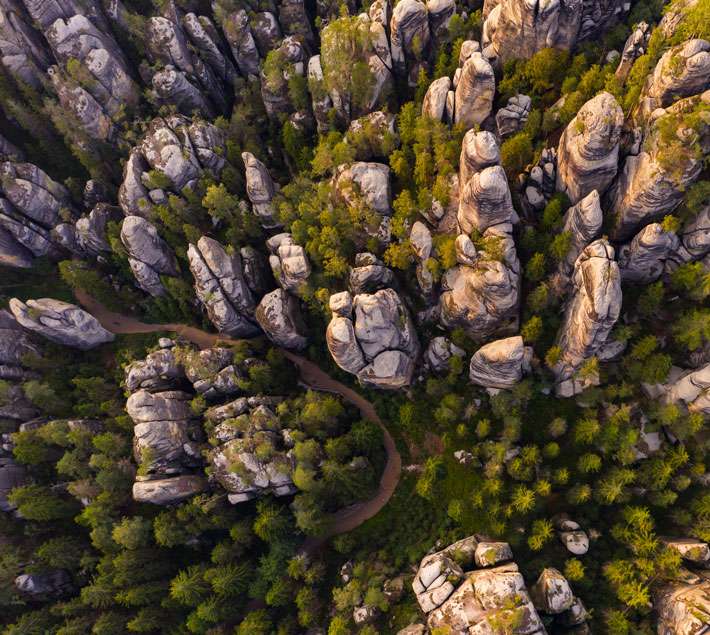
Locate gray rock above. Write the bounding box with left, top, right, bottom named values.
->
left=132, top=474, right=208, bottom=505
left=556, top=92, right=624, bottom=203
left=188, top=236, right=260, bottom=337
left=327, top=288, right=419, bottom=389
left=458, top=165, right=516, bottom=233
left=0, top=225, right=32, bottom=268
left=422, top=77, right=452, bottom=121
left=240, top=246, right=273, bottom=297
left=125, top=348, right=185, bottom=393
left=266, top=233, right=311, bottom=295
left=151, top=65, right=215, bottom=118
left=0, top=4, right=51, bottom=90
left=496, top=94, right=532, bottom=138
left=553, top=239, right=621, bottom=397
left=182, top=13, right=238, bottom=86
left=75, top=203, right=118, bottom=257
left=220, top=9, right=260, bottom=77
left=251, top=11, right=282, bottom=58
left=618, top=223, right=680, bottom=283
left=615, top=21, right=650, bottom=82
left=121, top=216, right=178, bottom=296
left=530, top=568, right=575, bottom=614
left=660, top=537, right=710, bottom=567
left=661, top=364, right=710, bottom=414
left=654, top=579, right=710, bottom=635
left=334, top=162, right=392, bottom=217
left=557, top=189, right=603, bottom=279
left=243, top=151, right=279, bottom=228
left=15, top=570, right=72, bottom=599
left=126, top=389, right=192, bottom=424
left=423, top=336, right=465, bottom=374
left=255, top=289, right=308, bottom=351
left=469, top=336, right=532, bottom=390
left=349, top=253, right=395, bottom=295
left=454, top=52, right=495, bottom=128
left=390, top=0, right=430, bottom=74
left=9, top=297, right=114, bottom=350
left=459, top=130, right=500, bottom=185
left=118, top=148, right=152, bottom=218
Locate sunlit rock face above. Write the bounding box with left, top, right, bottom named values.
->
left=552, top=239, right=621, bottom=397
left=326, top=288, right=420, bottom=389
left=556, top=92, right=624, bottom=204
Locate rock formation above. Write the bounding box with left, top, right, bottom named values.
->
left=187, top=236, right=260, bottom=337
left=120, top=216, right=179, bottom=297
left=423, top=336, right=465, bottom=374
left=255, top=289, right=308, bottom=350
left=618, top=223, right=680, bottom=283
left=556, top=92, right=624, bottom=203
left=458, top=165, right=516, bottom=233
left=552, top=239, right=621, bottom=397
left=615, top=22, right=650, bottom=82
left=9, top=298, right=114, bottom=350
left=454, top=52, right=495, bottom=128
left=266, top=233, right=311, bottom=295
left=422, top=76, right=451, bottom=121
left=390, top=0, right=430, bottom=77
left=326, top=288, right=419, bottom=389
left=0, top=309, right=39, bottom=381
left=459, top=130, right=500, bottom=186
left=654, top=578, right=710, bottom=634
left=349, top=252, right=396, bottom=295
left=469, top=336, right=532, bottom=390
left=243, top=151, right=279, bottom=228
left=439, top=225, right=520, bottom=340
left=556, top=189, right=603, bottom=279
left=334, top=162, right=392, bottom=217
left=496, top=94, right=532, bottom=138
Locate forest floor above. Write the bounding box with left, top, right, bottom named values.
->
left=74, top=289, right=402, bottom=549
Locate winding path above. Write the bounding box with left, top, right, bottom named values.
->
left=74, top=290, right=401, bottom=544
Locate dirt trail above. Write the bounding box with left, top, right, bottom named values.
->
left=74, top=290, right=401, bottom=544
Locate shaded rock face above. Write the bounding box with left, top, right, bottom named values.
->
left=15, top=570, right=72, bottom=599
left=390, top=0, right=431, bottom=75
left=334, top=162, right=392, bottom=218
left=255, top=288, right=308, bottom=351
left=469, top=336, right=532, bottom=390
left=454, top=52, right=495, bottom=128
left=641, top=39, right=710, bottom=113
left=618, top=223, right=680, bottom=283
left=266, top=233, right=311, bottom=295
left=423, top=336, right=465, bottom=374
left=120, top=216, right=178, bottom=297
left=125, top=347, right=184, bottom=394
left=496, top=93, right=532, bottom=138
left=459, top=130, right=500, bottom=186
left=422, top=76, right=451, bottom=121
left=439, top=226, right=520, bottom=341
left=615, top=21, right=650, bottom=82
left=133, top=475, right=208, bottom=505
left=0, top=226, right=32, bottom=268
left=0, top=3, right=51, bottom=90
left=458, top=165, right=516, bottom=233
left=349, top=252, right=395, bottom=295
left=608, top=92, right=709, bottom=240
left=243, top=151, right=279, bottom=228
left=74, top=203, right=118, bottom=257
left=675, top=201, right=710, bottom=265
left=326, top=288, right=420, bottom=389
left=556, top=189, right=603, bottom=279
left=556, top=92, right=624, bottom=203
left=662, top=363, right=710, bottom=414
left=553, top=239, right=621, bottom=397
left=530, top=568, right=575, bottom=614
left=9, top=297, right=114, bottom=350
left=219, top=9, right=260, bottom=77
left=188, top=236, right=260, bottom=337
left=0, top=309, right=39, bottom=381
left=207, top=402, right=297, bottom=504
left=654, top=579, right=710, bottom=635
left=0, top=457, right=26, bottom=511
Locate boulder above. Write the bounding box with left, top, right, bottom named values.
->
left=255, top=289, right=308, bottom=350
left=422, top=77, right=451, bottom=121
left=469, top=336, right=532, bottom=390
left=326, top=288, right=419, bottom=389
left=118, top=148, right=152, bottom=218
left=618, top=223, right=680, bottom=283
left=662, top=363, right=710, bottom=414
left=459, top=130, right=500, bottom=185
left=182, top=13, right=238, bottom=86
left=75, top=203, right=117, bottom=257
left=439, top=226, right=520, bottom=340
left=121, top=216, right=178, bottom=296
left=334, top=162, right=392, bottom=217
left=530, top=568, right=575, bottom=614
left=654, top=579, right=710, bottom=634
left=349, top=253, right=395, bottom=295
left=454, top=53, right=495, bottom=128
left=423, top=336, right=466, bottom=374
left=556, top=92, right=624, bottom=203
left=125, top=389, right=192, bottom=424
left=132, top=474, right=208, bottom=505
left=556, top=190, right=603, bottom=279
left=243, top=151, right=279, bottom=228
left=458, top=165, right=516, bottom=233
left=474, top=540, right=513, bottom=567
left=552, top=239, right=621, bottom=397
left=125, top=348, right=185, bottom=393
left=187, top=236, right=260, bottom=337
left=390, top=0, right=430, bottom=74
left=9, top=298, right=114, bottom=350
left=496, top=94, right=532, bottom=138
left=266, top=233, right=311, bottom=295
left=660, top=537, right=710, bottom=567
left=220, top=9, right=260, bottom=77
left=15, top=570, right=72, bottom=599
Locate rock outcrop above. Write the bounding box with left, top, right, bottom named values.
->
left=74, top=203, right=117, bottom=257
left=659, top=364, right=710, bottom=414
left=121, top=216, right=178, bottom=297
left=133, top=475, right=208, bottom=505
left=9, top=298, right=114, bottom=350
left=439, top=226, right=520, bottom=340
left=0, top=4, right=51, bottom=90
left=454, top=53, right=495, bottom=128
left=458, top=165, right=516, bottom=233
left=0, top=309, right=39, bottom=381
left=556, top=92, right=624, bottom=203
left=334, top=162, right=392, bottom=218
left=654, top=578, right=710, bottom=635
left=266, top=233, right=311, bottom=295
left=326, top=289, right=419, bottom=389
left=556, top=189, right=603, bottom=279
left=390, top=0, right=430, bottom=77
left=618, top=223, right=680, bottom=283
left=187, top=236, right=260, bottom=337
left=459, top=130, right=500, bottom=185
left=422, top=76, right=451, bottom=121
left=255, top=289, right=308, bottom=350
left=496, top=94, right=531, bottom=138
left=243, top=151, right=279, bottom=228
left=552, top=239, right=622, bottom=397
left=423, top=336, right=465, bottom=374
left=349, top=252, right=396, bottom=295
left=616, top=21, right=650, bottom=82
left=530, top=568, right=575, bottom=614
left=469, top=336, right=532, bottom=390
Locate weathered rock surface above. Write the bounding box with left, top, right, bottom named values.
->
left=458, top=165, right=516, bottom=233
left=390, top=0, right=430, bottom=75
left=243, top=151, right=279, bottom=228
left=556, top=92, right=624, bottom=203
left=616, top=21, right=650, bottom=81
left=556, top=189, right=603, bottom=279
left=439, top=225, right=520, bottom=340
left=659, top=364, right=710, bottom=414
left=125, top=347, right=184, bottom=394
left=121, top=216, right=178, bottom=297
left=326, top=288, right=419, bottom=389
left=423, top=336, right=465, bottom=374
left=74, top=203, right=117, bottom=257
left=469, top=336, right=532, bottom=390
left=349, top=253, right=395, bottom=295
left=459, top=130, right=500, bottom=185
left=496, top=94, right=532, bottom=138
left=334, top=162, right=392, bottom=217
left=454, top=52, right=495, bottom=128
left=132, top=475, right=208, bottom=505
left=422, top=76, right=451, bottom=121
left=0, top=4, right=51, bottom=90
left=266, top=233, right=311, bottom=295
left=661, top=537, right=710, bottom=567
left=9, top=298, right=114, bottom=350
left=654, top=578, right=710, bottom=635
left=553, top=239, right=621, bottom=397
left=0, top=309, right=39, bottom=380
left=554, top=517, right=590, bottom=555
left=530, top=568, right=575, bottom=614
left=618, top=223, right=680, bottom=283
left=15, top=570, right=72, bottom=599
left=255, top=289, right=308, bottom=351
left=188, top=236, right=260, bottom=337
